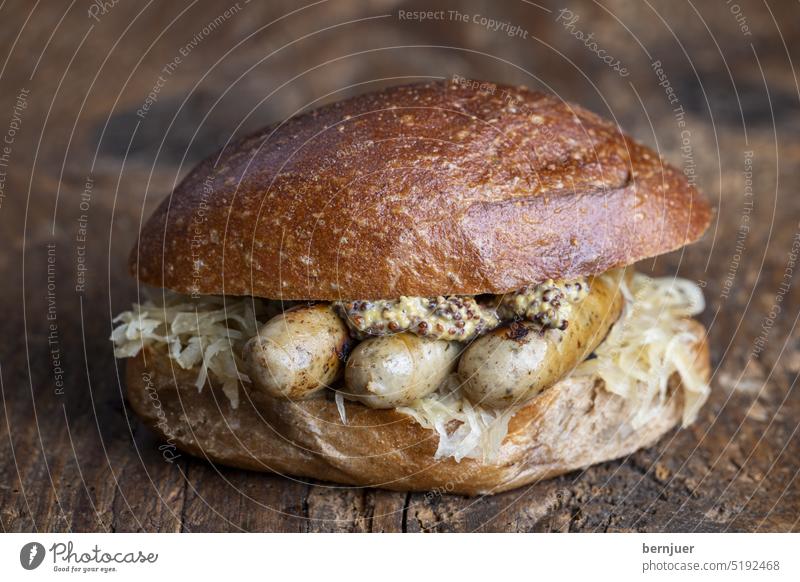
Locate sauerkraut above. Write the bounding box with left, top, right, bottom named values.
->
left=110, top=273, right=709, bottom=463
left=398, top=374, right=517, bottom=463
left=575, top=272, right=710, bottom=428
left=110, top=292, right=276, bottom=409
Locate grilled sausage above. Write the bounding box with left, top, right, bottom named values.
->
left=458, top=271, right=625, bottom=408
left=243, top=304, right=350, bottom=400
left=343, top=333, right=459, bottom=408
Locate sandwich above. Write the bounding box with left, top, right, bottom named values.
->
left=111, top=80, right=712, bottom=495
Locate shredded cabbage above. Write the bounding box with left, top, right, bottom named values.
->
left=110, top=292, right=277, bottom=408
left=575, top=272, right=710, bottom=428
left=110, top=273, right=709, bottom=460
left=398, top=374, right=517, bottom=463
left=334, top=391, right=348, bottom=424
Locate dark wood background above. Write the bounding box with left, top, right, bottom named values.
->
left=1, top=0, right=798, bottom=532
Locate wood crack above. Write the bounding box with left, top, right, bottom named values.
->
left=178, top=463, right=191, bottom=533
left=400, top=492, right=411, bottom=533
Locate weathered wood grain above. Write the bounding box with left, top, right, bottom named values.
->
left=0, top=0, right=797, bottom=532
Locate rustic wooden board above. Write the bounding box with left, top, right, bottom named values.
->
left=0, top=0, right=798, bottom=532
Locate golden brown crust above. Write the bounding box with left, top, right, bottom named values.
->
left=130, top=80, right=712, bottom=300
left=125, top=321, right=710, bottom=495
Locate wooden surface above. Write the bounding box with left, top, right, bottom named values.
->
left=1, top=0, right=798, bottom=532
